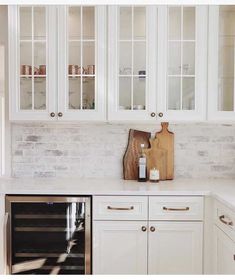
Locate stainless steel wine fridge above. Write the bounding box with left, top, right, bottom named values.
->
left=5, top=196, right=91, bottom=275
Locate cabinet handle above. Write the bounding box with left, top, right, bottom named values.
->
left=141, top=226, right=147, bottom=232
left=50, top=112, right=55, bottom=118
left=150, top=226, right=155, bottom=232
left=219, top=215, right=233, bottom=226
left=150, top=112, right=156, bottom=117
left=58, top=112, right=63, bottom=117
left=158, top=112, right=163, bottom=117
left=107, top=206, right=134, bottom=211
left=163, top=206, right=190, bottom=211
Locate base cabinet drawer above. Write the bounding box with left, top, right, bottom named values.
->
left=149, top=196, right=204, bottom=221
left=93, top=221, right=147, bottom=274
left=214, top=225, right=235, bottom=274
left=148, top=222, right=203, bottom=274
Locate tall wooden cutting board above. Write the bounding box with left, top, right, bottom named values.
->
left=123, top=129, right=151, bottom=180
left=156, top=122, right=174, bottom=179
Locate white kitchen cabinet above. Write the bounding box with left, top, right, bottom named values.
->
left=9, top=5, right=106, bottom=121
left=93, top=221, right=148, bottom=274
left=92, top=195, right=204, bottom=275
left=214, top=225, right=235, bottom=274
left=148, top=222, right=203, bottom=274
left=108, top=5, right=208, bottom=121
left=208, top=6, right=235, bottom=121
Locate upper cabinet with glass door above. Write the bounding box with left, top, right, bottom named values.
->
left=57, top=6, right=106, bottom=121
left=157, top=6, right=208, bottom=121
left=108, top=6, right=156, bottom=121
left=208, top=6, right=235, bottom=120
left=9, top=6, right=57, bottom=120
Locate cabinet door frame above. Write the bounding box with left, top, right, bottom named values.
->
left=57, top=6, right=106, bottom=121
left=208, top=6, right=235, bottom=121
left=108, top=6, right=157, bottom=121
left=93, top=220, right=148, bottom=274
left=148, top=221, right=203, bottom=274
left=157, top=6, right=208, bottom=121
left=8, top=5, right=57, bottom=121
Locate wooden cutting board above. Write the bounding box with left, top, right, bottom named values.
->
left=123, top=129, right=151, bottom=180
left=156, top=122, right=174, bottom=180
left=143, top=138, right=167, bottom=180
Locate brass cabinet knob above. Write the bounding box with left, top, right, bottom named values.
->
left=58, top=112, right=63, bottom=117
left=141, top=226, right=147, bottom=232
left=158, top=112, right=163, bottom=117
left=150, top=226, right=155, bottom=232
left=50, top=112, right=55, bottom=118
left=150, top=112, right=156, bottom=117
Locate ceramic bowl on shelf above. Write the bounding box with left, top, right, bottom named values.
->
left=133, top=105, right=145, bottom=110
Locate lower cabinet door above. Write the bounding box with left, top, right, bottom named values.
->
left=148, top=222, right=203, bottom=274
left=214, top=225, right=235, bottom=274
left=93, top=221, right=148, bottom=274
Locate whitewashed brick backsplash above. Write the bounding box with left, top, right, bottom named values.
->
left=11, top=122, right=235, bottom=179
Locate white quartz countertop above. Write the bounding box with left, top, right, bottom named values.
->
left=0, top=177, right=235, bottom=211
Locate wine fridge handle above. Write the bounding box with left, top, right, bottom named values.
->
left=4, top=213, right=9, bottom=275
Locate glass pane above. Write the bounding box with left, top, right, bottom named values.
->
left=119, top=77, right=131, bottom=110
left=20, top=7, right=32, bottom=40
left=119, top=42, right=132, bottom=75
left=20, top=78, right=32, bottom=110
left=183, top=42, right=195, bottom=75
left=34, top=78, right=46, bottom=110
left=182, top=77, right=195, bottom=110
left=218, top=6, right=235, bottom=112
left=82, top=77, right=95, bottom=109
left=34, top=42, right=46, bottom=74
left=168, top=77, right=181, bottom=110
left=134, top=7, right=146, bottom=39
left=134, top=42, right=146, bottom=75
left=69, top=77, right=81, bottom=109
left=183, top=7, right=195, bottom=40
left=133, top=77, right=145, bottom=109
left=69, top=42, right=81, bottom=72
left=83, top=7, right=95, bottom=40
left=69, top=7, right=81, bottom=40
left=218, top=78, right=234, bottom=111
left=83, top=42, right=95, bottom=73
left=20, top=43, right=32, bottom=74
left=168, top=42, right=181, bottom=75
left=169, top=7, right=181, bottom=40
left=34, top=7, right=46, bottom=40
left=120, top=7, right=132, bottom=40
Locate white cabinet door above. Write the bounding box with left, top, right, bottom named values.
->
left=208, top=6, right=235, bottom=121
left=214, top=225, right=235, bottom=274
left=148, top=222, right=203, bottom=274
left=0, top=195, right=5, bottom=274
left=8, top=6, right=57, bottom=121
left=57, top=6, right=106, bottom=121
left=93, top=221, right=147, bottom=274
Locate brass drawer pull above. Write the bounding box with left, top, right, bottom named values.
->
left=107, top=206, right=134, bottom=211
left=219, top=215, right=233, bottom=226
left=163, top=206, right=190, bottom=211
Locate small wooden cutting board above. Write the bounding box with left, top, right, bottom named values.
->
left=123, top=129, right=151, bottom=180
left=143, top=138, right=167, bottom=180
left=156, top=122, right=174, bottom=180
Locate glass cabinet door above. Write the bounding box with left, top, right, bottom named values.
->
left=108, top=6, right=156, bottom=121
left=9, top=6, right=57, bottom=120
left=208, top=6, right=235, bottom=120
left=57, top=6, right=106, bottom=121
left=158, top=6, right=207, bottom=121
